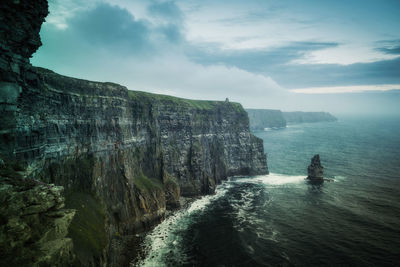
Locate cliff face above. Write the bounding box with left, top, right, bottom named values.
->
left=283, top=111, right=337, bottom=124
left=246, top=109, right=337, bottom=131
left=0, top=1, right=268, bottom=266
left=246, top=109, right=286, bottom=130
left=0, top=0, right=48, bottom=158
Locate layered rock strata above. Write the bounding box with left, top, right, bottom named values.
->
left=0, top=0, right=268, bottom=265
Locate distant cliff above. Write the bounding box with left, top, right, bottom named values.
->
left=283, top=111, right=337, bottom=124
left=0, top=1, right=268, bottom=266
left=246, top=109, right=286, bottom=130
left=246, top=109, right=337, bottom=131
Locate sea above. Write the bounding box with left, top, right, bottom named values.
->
left=132, top=115, right=400, bottom=266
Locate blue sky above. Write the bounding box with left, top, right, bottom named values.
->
left=32, top=0, right=400, bottom=114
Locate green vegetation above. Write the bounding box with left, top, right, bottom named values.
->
left=133, top=171, right=163, bottom=192
left=128, top=90, right=245, bottom=112
left=65, top=191, right=107, bottom=266
left=163, top=173, right=179, bottom=188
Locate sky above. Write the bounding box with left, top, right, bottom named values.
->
left=32, top=0, right=400, bottom=115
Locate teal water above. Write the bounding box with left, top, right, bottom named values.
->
left=133, top=116, right=400, bottom=266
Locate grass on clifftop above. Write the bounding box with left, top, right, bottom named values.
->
left=128, top=90, right=244, bottom=112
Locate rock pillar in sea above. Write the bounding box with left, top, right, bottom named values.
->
left=307, top=154, right=324, bottom=181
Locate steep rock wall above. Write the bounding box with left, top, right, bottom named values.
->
left=0, top=0, right=268, bottom=266
left=246, top=109, right=337, bottom=131
left=246, top=109, right=287, bottom=130
left=283, top=111, right=337, bottom=124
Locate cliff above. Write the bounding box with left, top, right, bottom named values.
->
left=0, top=0, right=268, bottom=266
left=283, top=111, right=337, bottom=124
left=246, top=109, right=337, bottom=131
left=246, top=109, right=286, bottom=130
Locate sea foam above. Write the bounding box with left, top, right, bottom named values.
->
left=132, top=181, right=231, bottom=267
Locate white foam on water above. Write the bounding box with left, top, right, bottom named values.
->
left=333, top=175, right=346, bottom=182
left=234, top=173, right=306, bottom=186
left=132, top=182, right=231, bottom=267
left=133, top=173, right=308, bottom=266
left=230, top=184, right=281, bottom=244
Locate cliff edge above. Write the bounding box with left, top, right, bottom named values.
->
left=0, top=1, right=268, bottom=266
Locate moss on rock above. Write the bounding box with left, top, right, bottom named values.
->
left=65, top=191, right=107, bottom=266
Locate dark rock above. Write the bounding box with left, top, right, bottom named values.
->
left=307, top=154, right=324, bottom=181
left=0, top=177, right=75, bottom=266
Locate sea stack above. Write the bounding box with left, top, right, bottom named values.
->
left=307, top=154, right=324, bottom=181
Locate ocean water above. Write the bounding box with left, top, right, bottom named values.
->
left=133, top=116, right=400, bottom=266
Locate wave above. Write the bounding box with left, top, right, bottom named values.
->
left=233, top=173, right=306, bottom=186
left=132, top=181, right=231, bottom=267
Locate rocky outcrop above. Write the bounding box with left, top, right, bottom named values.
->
left=307, top=154, right=324, bottom=181
left=0, top=0, right=48, bottom=159
left=283, top=111, right=337, bottom=124
left=0, top=0, right=268, bottom=266
left=0, top=173, right=75, bottom=266
left=246, top=109, right=286, bottom=131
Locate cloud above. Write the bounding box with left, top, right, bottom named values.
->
left=148, top=1, right=183, bottom=22
left=33, top=0, right=400, bottom=115
left=33, top=1, right=283, bottom=109
left=290, top=84, right=400, bottom=94
left=69, top=4, right=150, bottom=51
left=187, top=41, right=400, bottom=89
left=276, top=57, right=400, bottom=88
left=188, top=41, right=339, bottom=72
left=292, top=44, right=400, bottom=65
left=376, top=40, right=400, bottom=55
left=39, top=2, right=185, bottom=58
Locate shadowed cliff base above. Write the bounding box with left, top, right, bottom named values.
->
left=0, top=0, right=268, bottom=265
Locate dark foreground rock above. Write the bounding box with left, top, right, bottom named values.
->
left=0, top=0, right=268, bottom=265
left=0, top=175, right=75, bottom=266
left=307, top=154, right=324, bottom=181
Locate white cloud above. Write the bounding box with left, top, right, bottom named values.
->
left=100, top=53, right=282, bottom=103
left=290, top=84, right=400, bottom=94
left=46, top=0, right=98, bottom=29
left=292, top=44, right=400, bottom=65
